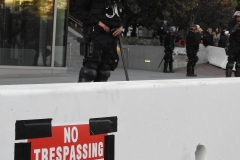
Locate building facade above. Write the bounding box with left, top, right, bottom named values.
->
left=0, top=0, right=69, bottom=74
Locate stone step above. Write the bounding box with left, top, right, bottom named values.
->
left=66, top=28, right=84, bottom=67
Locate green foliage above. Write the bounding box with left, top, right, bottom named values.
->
left=124, top=0, right=237, bottom=33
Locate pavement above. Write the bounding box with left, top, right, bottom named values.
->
left=0, top=63, right=226, bottom=85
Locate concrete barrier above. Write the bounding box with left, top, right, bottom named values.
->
left=118, top=45, right=165, bottom=71
left=2, top=78, right=240, bottom=160
left=207, top=46, right=226, bottom=68
left=117, top=44, right=239, bottom=72
left=118, top=45, right=209, bottom=71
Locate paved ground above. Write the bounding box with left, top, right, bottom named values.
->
left=0, top=63, right=226, bottom=85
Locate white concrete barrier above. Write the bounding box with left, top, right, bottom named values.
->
left=1, top=79, right=240, bottom=160
left=206, top=46, right=227, bottom=68
left=174, top=45, right=232, bottom=70
left=198, top=44, right=208, bottom=64
left=174, top=47, right=187, bottom=55
left=173, top=45, right=208, bottom=69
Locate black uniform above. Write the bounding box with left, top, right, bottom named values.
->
left=186, top=30, right=199, bottom=76
left=226, top=20, right=240, bottom=77
left=218, top=30, right=228, bottom=48
left=163, top=33, right=175, bottom=73
left=157, top=23, right=167, bottom=46
left=74, top=0, right=126, bottom=82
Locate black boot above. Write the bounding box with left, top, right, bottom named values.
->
left=226, top=69, right=232, bottom=77
left=186, top=66, right=194, bottom=76
left=169, top=62, right=174, bottom=73
left=163, top=61, right=169, bottom=73
left=191, top=66, right=197, bottom=77
left=226, top=62, right=234, bottom=77
left=235, top=62, right=240, bottom=77
left=94, top=70, right=111, bottom=82
left=186, top=62, right=191, bottom=76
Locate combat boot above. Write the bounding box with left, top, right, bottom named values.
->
left=191, top=66, right=197, bottom=77
left=163, top=61, right=169, bottom=73
left=226, top=69, right=232, bottom=77
left=169, top=62, right=174, bottom=73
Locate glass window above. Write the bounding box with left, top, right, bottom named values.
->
left=54, top=0, right=67, bottom=67
left=0, top=0, right=54, bottom=66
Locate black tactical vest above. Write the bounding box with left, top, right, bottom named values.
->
left=186, top=31, right=197, bottom=50
left=89, top=0, right=123, bottom=28
left=230, top=25, right=240, bottom=44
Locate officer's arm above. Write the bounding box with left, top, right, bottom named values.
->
left=194, top=34, right=200, bottom=50
left=230, top=23, right=240, bottom=35
left=119, top=9, right=126, bottom=29
left=74, top=0, right=99, bottom=26
left=112, top=7, right=126, bottom=36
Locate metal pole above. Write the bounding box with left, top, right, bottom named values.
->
left=158, top=56, right=164, bottom=68
left=118, top=36, right=129, bottom=81
left=67, top=42, right=72, bottom=66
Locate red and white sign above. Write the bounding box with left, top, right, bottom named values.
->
left=28, top=124, right=106, bottom=160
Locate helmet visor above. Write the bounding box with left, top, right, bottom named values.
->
left=233, top=11, right=240, bottom=17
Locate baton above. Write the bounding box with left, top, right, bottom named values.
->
left=117, top=36, right=129, bottom=81
left=158, top=56, right=164, bottom=68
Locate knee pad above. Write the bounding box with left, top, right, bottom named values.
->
left=235, top=62, right=240, bottom=77
left=193, top=56, right=199, bottom=64
left=226, top=61, right=234, bottom=69
left=94, top=64, right=111, bottom=82
left=236, top=62, right=240, bottom=69
left=94, top=70, right=111, bottom=82
left=79, top=67, right=97, bottom=82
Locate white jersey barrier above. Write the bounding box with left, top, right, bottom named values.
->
left=207, top=46, right=228, bottom=69
left=174, top=45, right=229, bottom=69
left=1, top=79, right=240, bottom=160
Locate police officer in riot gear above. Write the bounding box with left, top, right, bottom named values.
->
left=163, top=27, right=175, bottom=73
left=225, top=10, right=240, bottom=77
left=157, top=21, right=167, bottom=46
left=74, top=0, right=126, bottom=82
left=186, top=25, right=199, bottom=77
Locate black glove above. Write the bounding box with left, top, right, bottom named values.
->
left=230, top=23, right=240, bottom=34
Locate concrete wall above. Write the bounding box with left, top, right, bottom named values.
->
left=118, top=45, right=165, bottom=71
left=118, top=44, right=209, bottom=71
left=1, top=78, right=240, bottom=160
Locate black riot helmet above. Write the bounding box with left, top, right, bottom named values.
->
left=190, top=25, right=197, bottom=32
left=106, top=0, right=123, bottom=8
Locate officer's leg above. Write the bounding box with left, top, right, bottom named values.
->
left=226, top=45, right=239, bottom=77
left=235, top=61, right=240, bottom=77
left=186, top=60, right=193, bottom=76
left=191, top=55, right=199, bottom=77
left=186, top=51, right=191, bottom=76
left=94, top=37, right=118, bottom=82
left=94, top=64, right=111, bottom=82
left=169, top=56, right=174, bottom=73
left=226, top=49, right=236, bottom=77
left=234, top=49, right=240, bottom=77
left=226, top=61, right=234, bottom=77
left=78, top=62, right=98, bottom=82
left=163, top=53, right=169, bottom=73
left=163, top=60, right=169, bottom=73
left=186, top=52, right=193, bottom=76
